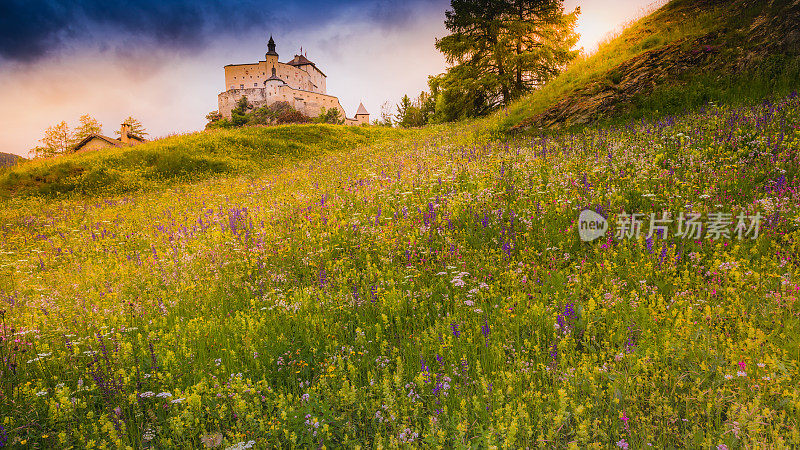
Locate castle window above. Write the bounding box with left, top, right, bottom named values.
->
left=254, top=83, right=257, bottom=87
left=240, top=84, right=244, bottom=89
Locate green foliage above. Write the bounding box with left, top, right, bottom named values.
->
left=72, top=114, right=103, bottom=144
left=32, top=115, right=105, bottom=158
left=0, top=125, right=411, bottom=199
left=394, top=92, right=435, bottom=127
left=232, top=96, right=250, bottom=116
left=207, top=100, right=316, bottom=129
left=115, top=116, right=148, bottom=139
left=433, top=0, right=579, bottom=117
left=35, top=121, right=73, bottom=158
left=313, top=107, right=344, bottom=125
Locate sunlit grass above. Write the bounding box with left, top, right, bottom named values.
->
left=1, top=93, right=799, bottom=448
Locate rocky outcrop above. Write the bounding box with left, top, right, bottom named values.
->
left=510, top=0, right=800, bottom=132
left=513, top=35, right=721, bottom=131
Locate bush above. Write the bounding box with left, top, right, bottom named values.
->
left=209, top=101, right=313, bottom=129
left=314, top=107, right=344, bottom=125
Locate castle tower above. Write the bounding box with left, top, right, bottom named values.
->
left=355, top=102, right=370, bottom=125
left=265, top=35, right=279, bottom=67
left=265, top=64, right=284, bottom=84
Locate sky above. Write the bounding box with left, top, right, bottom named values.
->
left=0, top=0, right=662, bottom=157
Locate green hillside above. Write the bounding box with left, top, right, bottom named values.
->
left=1, top=1, right=799, bottom=448
left=493, top=0, right=800, bottom=133
left=0, top=125, right=412, bottom=199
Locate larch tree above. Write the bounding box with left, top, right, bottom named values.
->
left=72, top=114, right=103, bottom=143
left=434, top=0, right=579, bottom=117
left=36, top=121, right=74, bottom=157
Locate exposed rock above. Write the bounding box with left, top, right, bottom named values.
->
left=511, top=0, right=800, bottom=132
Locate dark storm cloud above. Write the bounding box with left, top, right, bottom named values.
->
left=0, top=0, right=446, bottom=63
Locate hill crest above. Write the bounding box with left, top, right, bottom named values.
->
left=505, top=0, right=800, bottom=132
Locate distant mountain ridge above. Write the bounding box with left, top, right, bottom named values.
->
left=0, top=152, right=22, bottom=167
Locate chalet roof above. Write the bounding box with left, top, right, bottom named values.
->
left=72, top=133, right=146, bottom=152
left=73, top=134, right=126, bottom=151
left=356, top=102, right=369, bottom=115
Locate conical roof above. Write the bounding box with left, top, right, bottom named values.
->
left=356, top=102, right=369, bottom=115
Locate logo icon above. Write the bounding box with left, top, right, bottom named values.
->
left=578, top=209, right=608, bottom=242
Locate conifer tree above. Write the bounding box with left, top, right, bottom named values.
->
left=434, top=0, right=579, bottom=118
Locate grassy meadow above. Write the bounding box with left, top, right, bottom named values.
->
left=0, top=125, right=409, bottom=200
left=1, top=90, right=800, bottom=449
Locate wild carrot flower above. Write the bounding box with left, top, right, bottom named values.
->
left=200, top=432, right=223, bottom=448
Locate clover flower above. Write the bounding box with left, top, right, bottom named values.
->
left=200, top=432, right=223, bottom=448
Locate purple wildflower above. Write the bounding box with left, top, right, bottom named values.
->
left=450, top=322, right=460, bottom=338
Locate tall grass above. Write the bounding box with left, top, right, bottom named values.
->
left=1, top=91, right=798, bottom=448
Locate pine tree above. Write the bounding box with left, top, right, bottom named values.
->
left=504, top=0, right=580, bottom=97
left=434, top=0, right=579, bottom=117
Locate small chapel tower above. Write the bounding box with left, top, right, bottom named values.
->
left=355, top=102, right=370, bottom=125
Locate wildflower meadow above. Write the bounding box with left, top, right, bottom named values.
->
left=2, top=94, right=800, bottom=448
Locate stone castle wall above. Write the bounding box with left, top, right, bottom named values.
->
left=218, top=85, right=347, bottom=120
left=224, top=59, right=326, bottom=95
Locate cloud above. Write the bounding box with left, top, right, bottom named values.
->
left=367, top=0, right=414, bottom=30
left=0, top=0, right=446, bottom=64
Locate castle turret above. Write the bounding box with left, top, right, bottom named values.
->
left=265, top=65, right=284, bottom=84
left=355, top=102, right=370, bottom=125
left=265, top=35, right=279, bottom=68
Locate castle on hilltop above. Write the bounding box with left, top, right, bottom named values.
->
left=218, top=36, right=369, bottom=125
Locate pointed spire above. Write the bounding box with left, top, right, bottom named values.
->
left=356, top=102, right=369, bottom=116
left=267, top=34, right=278, bottom=56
